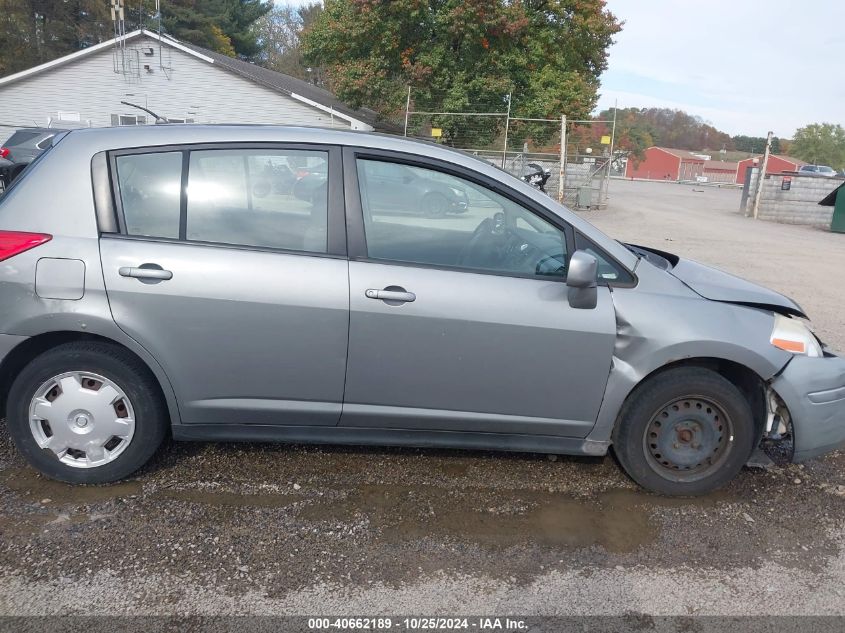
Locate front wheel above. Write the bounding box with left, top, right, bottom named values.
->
left=6, top=342, right=168, bottom=484
left=612, top=367, right=756, bottom=496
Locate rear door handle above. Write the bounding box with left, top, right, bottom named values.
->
left=365, top=288, right=416, bottom=303
left=119, top=266, right=173, bottom=281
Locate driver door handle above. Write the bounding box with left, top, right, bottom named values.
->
left=365, top=288, right=416, bottom=303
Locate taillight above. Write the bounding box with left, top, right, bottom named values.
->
left=0, top=231, right=52, bottom=262
left=0, top=148, right=9, bottom=159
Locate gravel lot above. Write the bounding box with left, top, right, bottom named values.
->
left=1, top=178, right=845, bottom=617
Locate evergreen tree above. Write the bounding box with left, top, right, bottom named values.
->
left=0, top=0, right=271, bottom=78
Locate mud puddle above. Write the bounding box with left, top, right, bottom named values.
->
left=152, top=488, right=296, bottom=509
left=298, top=485, right=731, bottom=553
left=0, top=467, right=142, bottom=505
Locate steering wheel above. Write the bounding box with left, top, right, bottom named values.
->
left=457, top=217, right=498, bottom=267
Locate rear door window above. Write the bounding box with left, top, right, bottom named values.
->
left=114, top=152, right=183, bottom=239
left=186, top=148, right=328, bottom=252
left=112, top=146, right=330, bottom=254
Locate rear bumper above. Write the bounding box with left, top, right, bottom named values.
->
left=772, top=351, right=845, bottom=462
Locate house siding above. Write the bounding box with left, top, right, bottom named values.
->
left=0, top=35, right=350, bottom=142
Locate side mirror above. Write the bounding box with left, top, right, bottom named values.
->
left=566, top=250, right=598, bottom=309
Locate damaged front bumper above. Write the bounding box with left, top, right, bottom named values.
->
left=771, top=350, right=845, bottom=462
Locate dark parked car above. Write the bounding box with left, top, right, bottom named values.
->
left=0, top=157, right=12, bottom=192
left=295, top=159, right=469, bottom=217
left=0, top=127, right=68, bottom=188
left=360, top=160, right=469, bottom=216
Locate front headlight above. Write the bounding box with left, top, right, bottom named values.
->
left=770, top=314, right=823, bottom=357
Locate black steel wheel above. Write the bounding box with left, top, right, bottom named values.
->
left=613, top=367, right=755, bottom=496
left=643, top=396, right=733, bottom=482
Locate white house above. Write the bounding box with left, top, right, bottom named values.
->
left=0, top=29, right=384, bottom=142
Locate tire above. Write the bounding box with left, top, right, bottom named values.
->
left=421, top=192, right=449, bottom=217
left=612, top=367, right=755, bottom=496
left=5, top=341, right=168, bottom=484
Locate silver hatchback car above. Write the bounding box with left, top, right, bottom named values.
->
left=1, top=126, right=843, bottom=496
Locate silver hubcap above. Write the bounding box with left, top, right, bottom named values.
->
left=28, top=372, right=136, bottom=469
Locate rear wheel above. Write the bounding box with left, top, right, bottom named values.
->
left=6, top=342, right=168, bottom=484
left=613, top=367, right=755, bottom=496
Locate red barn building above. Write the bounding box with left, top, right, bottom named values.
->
left=626, top=147, right=808, bottom=185
left=625, top=147, right=710, bottom=181
left=703, top=160, right=739, bottom=184
left=735, top=155, right=807, bottom=184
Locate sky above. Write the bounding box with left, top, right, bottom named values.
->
left=597, top=0, right=845, bottom=137
left=275, top=1, right=845, bottom=138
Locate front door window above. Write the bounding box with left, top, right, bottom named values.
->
left=357, top=159, right=568, bottom=279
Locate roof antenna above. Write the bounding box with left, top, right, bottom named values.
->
left=120, top=100, right=169, bottom=124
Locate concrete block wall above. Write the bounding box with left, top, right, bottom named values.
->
left=745, top=172, right=842, bottom=227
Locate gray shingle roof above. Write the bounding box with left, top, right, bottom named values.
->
left=177, top=37, right=392, bottom=132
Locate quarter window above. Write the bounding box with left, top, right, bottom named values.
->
left=357, top=159, right=568, bottom=278
left=575, top=234, right=634, bottom=284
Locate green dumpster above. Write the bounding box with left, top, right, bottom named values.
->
left=819, top=182, right=845, bottom=233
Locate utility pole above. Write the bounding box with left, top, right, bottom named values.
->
left=403, top=86, right=411, bottom=137
left=501, top=92, right=512, bottom=169
left=751, top=130, right=773, bottom=219
left=558, top=115, right=567, bottom=203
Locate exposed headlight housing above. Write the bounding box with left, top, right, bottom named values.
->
left=770, top=314, right=822, bottom=357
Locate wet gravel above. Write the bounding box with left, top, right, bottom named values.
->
left=2, top=179, right=845, bottom=615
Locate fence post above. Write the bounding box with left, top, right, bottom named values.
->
left=558, top=115, right=567, bottom=203
left=601, top=105, right=617, bottom=206
left=501, top=92, right=511, bottom=169
left=403, top=86, right=411, bottom=137
left=751, top=131, right=772, bottom=220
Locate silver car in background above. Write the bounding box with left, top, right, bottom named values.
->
left=797, top=164, right=838, bottom=177
left=0, top=126, right=843, bottom=496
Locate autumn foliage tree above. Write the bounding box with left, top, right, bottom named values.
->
left=252, top=2, right=324, bottom=82
left=303, top=0, right=621, bottom=147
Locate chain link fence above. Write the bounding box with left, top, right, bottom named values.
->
left=402, top=88, right=615, bottom=209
